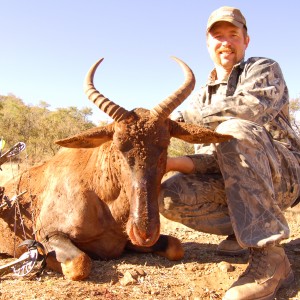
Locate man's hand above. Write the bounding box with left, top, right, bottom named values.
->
left=166, top=156, right=195, bottom=174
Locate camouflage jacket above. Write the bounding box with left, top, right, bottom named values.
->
left=182, top=57, right=300, bottom=155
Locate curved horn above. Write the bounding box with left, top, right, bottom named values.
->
left=84, top=58, right=129, bottom=122
left=151, top=57, right=195, bottom=119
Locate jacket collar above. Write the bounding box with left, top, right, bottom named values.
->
left=207, top=59, right=245, bottom=86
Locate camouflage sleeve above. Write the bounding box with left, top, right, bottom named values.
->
left=184, top=58, right=289, bottom=129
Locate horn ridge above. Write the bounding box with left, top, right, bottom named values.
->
left=151, top=57, right=195, bottom=119
left=84, top=58, right=129, bottom=122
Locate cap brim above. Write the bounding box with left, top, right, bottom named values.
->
left=207, top=18, right=244, bottom=32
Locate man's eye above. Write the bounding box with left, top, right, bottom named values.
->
left=214, top=35, right=222, bottom=39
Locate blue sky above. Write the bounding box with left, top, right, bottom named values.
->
left=1, top=1, right=299, bottom=123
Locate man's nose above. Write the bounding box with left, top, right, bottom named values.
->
left=221, top=39, right=231, bottom=46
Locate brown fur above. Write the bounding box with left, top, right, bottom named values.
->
left=0, top=100, right=232, bottom=281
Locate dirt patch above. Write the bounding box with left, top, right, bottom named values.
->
left=0, top=207, right=299, bottom=300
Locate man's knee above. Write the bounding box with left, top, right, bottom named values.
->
left=215, top=119, right=267, bottom=142
left=159, top=173, right=183, bottom=208
left=216, top=118, right=253, bottom=134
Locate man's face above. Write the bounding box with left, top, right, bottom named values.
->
left=207, top=21, right=250, bottom=72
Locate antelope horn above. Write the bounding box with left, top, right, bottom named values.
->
left=151, top=57, right=195, bottom=120
left=84, top=58, right=129, bottom=122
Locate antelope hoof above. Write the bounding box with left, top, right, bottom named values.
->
left=61, top=253, right=92, bottom=281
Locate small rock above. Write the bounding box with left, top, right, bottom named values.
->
left=218, top=261, right=235, bottom=272
left=119, top=271, right=137, bottom=286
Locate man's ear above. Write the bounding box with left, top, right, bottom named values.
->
left=245, top=34, right=250, bottom=49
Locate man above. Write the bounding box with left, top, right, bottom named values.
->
left=159, top=6, right=300, bottom=300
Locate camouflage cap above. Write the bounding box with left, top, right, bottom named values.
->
left=207, top=6, right=247, bottom=32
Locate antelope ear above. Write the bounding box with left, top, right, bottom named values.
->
left=55, top=123, right=115, bottom=148
left=169, top=120, right=233, bottom=144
